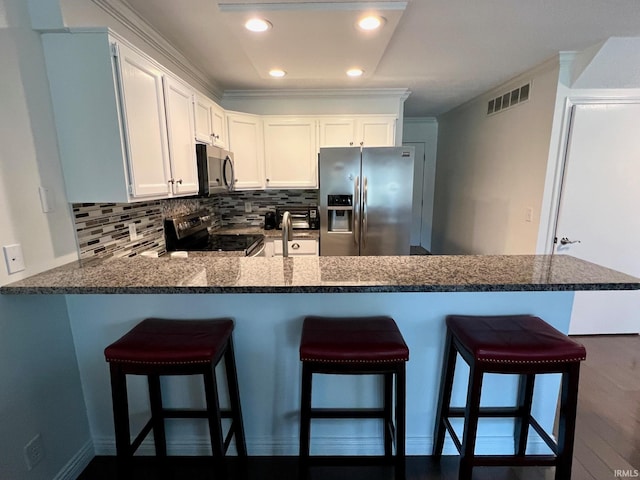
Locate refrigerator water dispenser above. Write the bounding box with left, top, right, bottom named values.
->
left=327, top=195, right=353, bottom=232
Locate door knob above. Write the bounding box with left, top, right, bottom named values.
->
left=559, top=237, right=581, bottom=245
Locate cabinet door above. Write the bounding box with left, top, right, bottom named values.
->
left=194, top=94, right=214, bottom=145
left=227, top=112, right=265, bottom=190
left=210, top=102, right=227, bottom=148
left=273, top=239, right=319, bottom=256
left=116, top=42, right=171, bottom=197
left=319, top=118, right=356, bottom=147
left=163, top=76, right=198, bottom=195
left=357, top=116, right=396, bottom=146
left=264, top=117, right=318, bottom=188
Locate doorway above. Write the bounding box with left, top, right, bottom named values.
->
left=404, top=141, right=426, bottom=247
left=553, top=102, right=640, bottom=334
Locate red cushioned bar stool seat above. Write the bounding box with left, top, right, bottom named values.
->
left=299, top=316, right=409, bottom=472
left=432, top=315, right=586, bottom=480
left=104, top=318, right=247, bottom=475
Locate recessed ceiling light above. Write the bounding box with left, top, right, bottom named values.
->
left=245, top=18, right=272, bottom=32
left=357, top=15, right=385, bottom=31
left=347, top=68, right=364, bottom=77
left=269, top=69, right=286, bottom=78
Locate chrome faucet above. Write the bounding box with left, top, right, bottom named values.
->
left=282, top=210, right=292, bottom=257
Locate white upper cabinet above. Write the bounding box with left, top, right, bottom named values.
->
left=116, top=41, right=172, bottom=198
left=226, top=112, right=265, bottom=190
left=319, top=118, right=357, bottom=147
left=263, top=117, right=318, bottom=189
left=194, top=93, right=227, bottom=148
left=358, top=116, right=396, bottom=146
left=163, top=75, right=199, bottom=196
left=41, top=30, right=202, bottom=202
left=318, top=116, right=396, bottom=148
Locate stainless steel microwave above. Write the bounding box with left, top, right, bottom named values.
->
left=196, top=144, right=235, bottom=195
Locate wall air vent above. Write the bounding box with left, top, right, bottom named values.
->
left=487, top=82, right=531, bottom=115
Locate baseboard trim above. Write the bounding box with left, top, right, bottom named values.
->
left=53, top=440, right=94, bottom=480
left=93, top=435, right=550, bottom=456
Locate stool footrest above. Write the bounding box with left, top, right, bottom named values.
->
left=162, top=408, right=234, bottom=419
left=310, top=407, right=386, bottom=419
left=448, top=406, right=524, bottom=418
left=471, top=455, right=558, bottom=467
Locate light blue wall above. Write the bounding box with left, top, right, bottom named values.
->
left=0, top=296, right=91, bottom=479
left=67, top=290, right=574, bottom=456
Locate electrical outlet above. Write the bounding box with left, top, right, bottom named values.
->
left=3, top=244, right=25, bottom=274
left=525, top=207, right=534, bottom=223
left=24, top=433, right=44, bottom=470
left=128, top=223, right=139, bottom=241
left=244, top=201, right=252, bottom=213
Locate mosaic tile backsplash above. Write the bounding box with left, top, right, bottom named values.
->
left=72, top=189, right=319, bottom=260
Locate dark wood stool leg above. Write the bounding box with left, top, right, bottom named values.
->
left=459, top=363, right=483, bottom=480
left=223, top=337, right=247, bottom=457
left=395, top=363, right=407, bottom=475
left=299, top=362, right=313, bottom=460
left=109, top=363, right=132, bottom=479
left=203, top=365, right=226, bottom=475
left=514, top=373, right=535, bottom=456
left=383, top=372, right=393, bottom=458
left=555, top=363, right=581, bottom=480
left=433, top=329, right=457, bottom=457
left=147, top=374, right=167, bottom=457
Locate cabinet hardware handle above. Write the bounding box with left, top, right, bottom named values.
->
left=176, top=179, right=183, bottom=184
left=266, top=178, right=270, bottom=182
left=168, top=179, right=175, bottom=184
left=349, top=142, right=354, bottom=146
left=291, top=243, right=300, bottom=249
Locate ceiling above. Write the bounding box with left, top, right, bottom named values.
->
left=121, top=0, right=640, bottom=116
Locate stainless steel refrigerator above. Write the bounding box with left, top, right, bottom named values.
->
left=319, top=146, right=414, bottom=256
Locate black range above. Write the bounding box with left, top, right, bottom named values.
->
left=164, top=211, right=265, bottom=257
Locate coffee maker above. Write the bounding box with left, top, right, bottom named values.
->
left=264, top=211, right=277, bottom=230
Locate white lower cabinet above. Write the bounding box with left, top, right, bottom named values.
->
left=273, top=238, right=319, bottom=256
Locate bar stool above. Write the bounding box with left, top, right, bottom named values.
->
left=299, top=315, right=409, bottom=470
left=104, top=318, right=247, bottom=475
left=432, top=314, right=586, bottom=480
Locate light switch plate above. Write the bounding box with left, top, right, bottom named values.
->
left=4, top=244, right=25, bottom=274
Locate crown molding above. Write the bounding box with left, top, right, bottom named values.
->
left=223, top=88, right=411, bottom=100
left=218, top=2, right=408, bottom=13
left=91, top=0, right=223, bottom=99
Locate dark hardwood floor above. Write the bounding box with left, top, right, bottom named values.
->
left=78, top=335, right=639, bottom=480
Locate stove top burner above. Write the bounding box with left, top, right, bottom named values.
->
left=206, top=234, right=264, bottom=253
left=164, top=211, right=264, bottom=256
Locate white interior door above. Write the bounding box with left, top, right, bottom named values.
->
left=404, top=142, right=425, bottom=246
left=554, top=102, right=640, bottom=334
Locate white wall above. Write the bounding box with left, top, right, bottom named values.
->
left=0, top=0, right=93, bottom=478
left=432, top=59, right=560, bottom=254
left=402, top=118, right=438, bottom=251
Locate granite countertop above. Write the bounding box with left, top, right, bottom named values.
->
left=1, top=254, right=638, bottom=295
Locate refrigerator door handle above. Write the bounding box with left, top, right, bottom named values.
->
left=362, top=176, right=368, bottom=248
left=354, top=176, right=360, bottom=246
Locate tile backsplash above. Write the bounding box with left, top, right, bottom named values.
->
left=72, top=189, right=318, bottom=260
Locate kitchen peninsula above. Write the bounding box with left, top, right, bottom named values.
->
left=2, top=255, right=638, bottom=458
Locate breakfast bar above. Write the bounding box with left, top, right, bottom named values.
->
left=2, top=254, right=638, bottom=458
